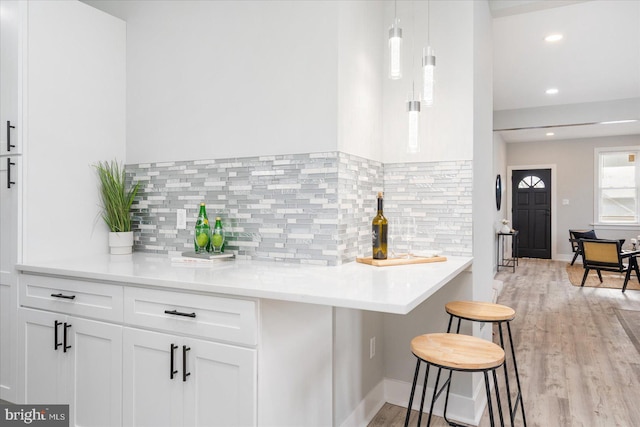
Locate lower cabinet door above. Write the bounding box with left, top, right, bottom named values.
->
left=183, top=338, right=257, bottom=427
left=20, top=308, right=65, bottom=404
left=0, top=280, right=17, bottom=403
left=67, top=316, right=122, bottom=427
left=123, top=328, right=183, bottom=427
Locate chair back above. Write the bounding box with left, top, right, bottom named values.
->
left=581, top=239, right=622, bottom=269
left=569, top=229, right=596, bottom=253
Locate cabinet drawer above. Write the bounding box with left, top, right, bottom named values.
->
left=124, top=287, right=258, bottom=346
left=19, top=274, right=123, bottom=322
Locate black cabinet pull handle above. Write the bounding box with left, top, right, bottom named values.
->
left=63, top=323, right=72, bottom=352
left=182, top=345, right=191, bottom=382
left=54, top=320, right=62, bottom=351
left=7, top=158, right=15, bottom=189
left=7, top=120, right=15, bottom=151
left=170, top=344, right=178, bottom=379
left=51, top=293, right=76, bottom=300
left=164, top=309, right=196, bottom=318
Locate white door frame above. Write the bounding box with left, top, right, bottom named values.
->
left=507, top=164, right=558, bottom=260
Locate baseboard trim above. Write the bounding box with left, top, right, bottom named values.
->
left=339, top=380, right=386, bottom=427
left=343, top=376, right=489, bottom=427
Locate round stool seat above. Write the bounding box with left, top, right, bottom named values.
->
left=411, top=333, right=505, bottom=371
left=445, top=300, right=515, bottom=322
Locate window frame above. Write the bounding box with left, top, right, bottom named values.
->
left=593, top=146, right=640, bottom=226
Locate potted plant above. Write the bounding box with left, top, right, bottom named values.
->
left=94, top=160, right=140, bottom=254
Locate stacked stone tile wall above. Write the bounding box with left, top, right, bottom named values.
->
left=126, top=153, right=471, bottom=265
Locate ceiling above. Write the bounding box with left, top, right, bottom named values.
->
left=490, top=0, right=640, bottom=143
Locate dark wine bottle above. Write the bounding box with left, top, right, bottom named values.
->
left=372, top=192, right=388, bottom=259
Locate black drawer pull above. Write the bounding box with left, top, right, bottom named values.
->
left=51, top=293, right=76, bottom=300
left=183, top=345, right=191, bottom=382
left=170, top=344, right=178, bottom=380
left=164, top=309, right=196, bottom=318
left=54, top=320, right=62, bottom=350
left=7, top=158, right=15, bottom=188
left=63, top=323, right=72, bottom=352
left=7, top=120, right=15, bottom=151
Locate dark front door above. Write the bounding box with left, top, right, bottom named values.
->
left=512, top=169, right=551, bottom=259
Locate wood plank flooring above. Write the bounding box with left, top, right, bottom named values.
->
left=368, top=258, right=640, bottom=426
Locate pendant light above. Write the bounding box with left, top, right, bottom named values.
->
left=388, top=0, right=402, bottom=80
left=407, top=85, right=421, bottom=153
left=407, top=1, right=420, bottom=153
left=423, top=0, right=436, bottom=106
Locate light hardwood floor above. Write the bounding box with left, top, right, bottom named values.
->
left=368, top=258, right=640, bottom=427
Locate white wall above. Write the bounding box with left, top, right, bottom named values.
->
left=121, top=0, right=340, bottom=164
left=337, top=1, right=384, bottom=162
left=493, top=132, right=508, bottom=270
left=382, top=0, right=474, bottom=163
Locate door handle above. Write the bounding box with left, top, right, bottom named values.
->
left=170, top=344, right=178, bottom=379
left=7, top=121, right=15, bottom=151
left=7, top=158, right=15, bottom=188
left=54, top=320, right=63, bottom=351
left=63, top=322, right=72, bottom=352
left=182, top=345, right=191, bottom=382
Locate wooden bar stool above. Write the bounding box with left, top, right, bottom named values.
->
left=445, top=301, right=526, bottom=427
left=404, top=333, right=505, bottom=427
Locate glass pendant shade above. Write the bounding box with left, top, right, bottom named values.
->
left=407, top=99, right=421, bottom=153
left=389, top=19, right=402, bottom=80
left=423, top=46, right=436, bottom=106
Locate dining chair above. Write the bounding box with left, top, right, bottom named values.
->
left=569, top=229, right=596, bottom=265
left=579, top=239, right=640, bottom=291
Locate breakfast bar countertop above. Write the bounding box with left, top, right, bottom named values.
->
left=16, top=253, right=473, bottom=315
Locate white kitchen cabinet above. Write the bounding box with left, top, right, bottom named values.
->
left=0, top=0, right=20, bottom=156
left=0, top=156, right=19, bottom=402
left=19, top=307, right=122, bottom=426
left=0, top=0, right=21, bottom=403
left=123, top=287, right=257, bottom=427
left=123, top=328, right=256, bottom=427
left=2, top=0, right=125, bottom=402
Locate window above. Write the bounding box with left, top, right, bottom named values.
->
left=595, top=148, right=640, bottom=224
left=517, top=175, right=545, bottom=189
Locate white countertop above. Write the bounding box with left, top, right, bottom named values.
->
left=16, top=253, right=473, bottom=315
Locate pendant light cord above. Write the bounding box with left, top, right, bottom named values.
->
left=427, top=0, right=430, bottom=45
left=411, top=0, right=416, bottom=99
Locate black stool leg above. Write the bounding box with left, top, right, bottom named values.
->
left=493, top=369, right=505, bottom=427
left=498, top=323, right=514, bottom=427
left=404, top=358, right=421, bottom=427
left=484, top=371, right=496, bottom=427
left=426, top=366, right=445, bottom=427
left=507, top=323, right=527, bottom=426
left=417, top=364, right=432, bottom=427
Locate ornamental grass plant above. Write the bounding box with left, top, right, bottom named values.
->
left=94, top=160, right=140, bottom=232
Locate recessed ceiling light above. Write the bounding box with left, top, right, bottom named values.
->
left=544, top=34, right=563, bottom=43
left=545, top=88, right=559, bottom=95
left=546, top=132, right=555, bottom=136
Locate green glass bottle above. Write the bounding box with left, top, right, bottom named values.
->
left=211, top=217, right=225, bottom=253
left=372, top=192, right=388, bottom=260
left=194, top=203, right=210, bottom=253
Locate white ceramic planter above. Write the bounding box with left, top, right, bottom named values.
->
left=109, top=231, right=133, bottom=255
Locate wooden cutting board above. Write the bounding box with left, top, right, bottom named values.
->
left=356, top=255, right=447, bottom=267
